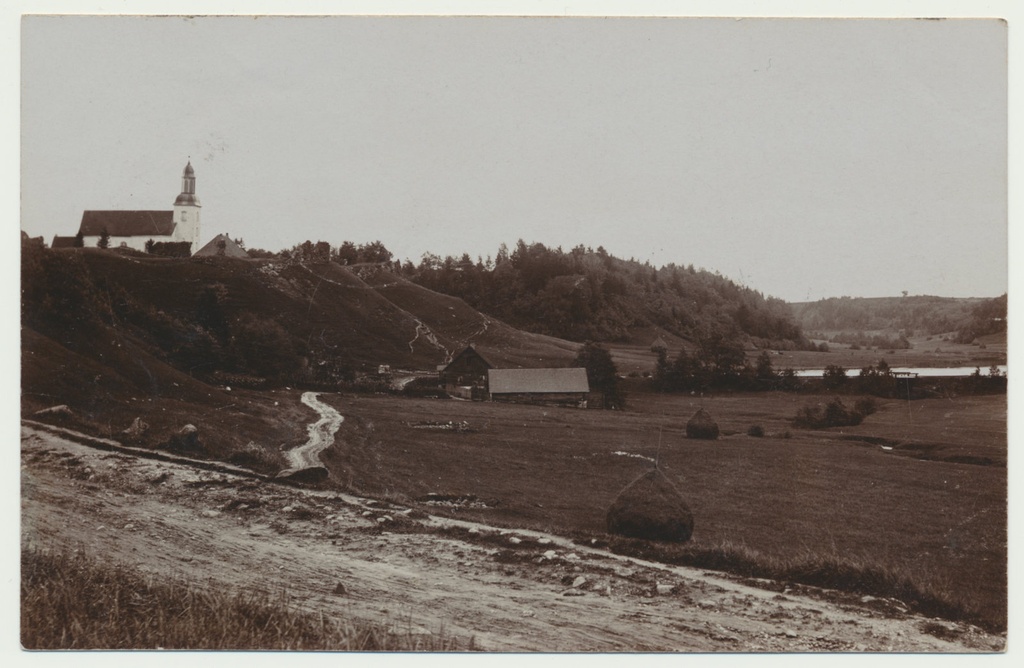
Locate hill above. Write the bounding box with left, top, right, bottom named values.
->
left=20, top=246, right=582, bottom=414
left=402, top=241, right=807, bottom=350
left=790, top=294, right=1007, bottom=344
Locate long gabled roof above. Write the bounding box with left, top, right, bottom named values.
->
left=78, top=210, right=176, bottom=237
left=488, top=368, right=590, bottom=394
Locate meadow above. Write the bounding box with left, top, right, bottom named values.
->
left=318, top=388, right=1006, bottom=631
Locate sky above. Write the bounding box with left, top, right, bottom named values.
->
left=19, top=11, right=1008, bottom=303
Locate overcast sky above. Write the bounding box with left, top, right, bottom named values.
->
left=20, top=14, right=1006, bottom=302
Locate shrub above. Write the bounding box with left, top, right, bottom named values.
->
left=747, top=425, right=765, bottom=438
left=854, top=397, right=878, bottom=417
left=792, top=398, right=874, bottom=429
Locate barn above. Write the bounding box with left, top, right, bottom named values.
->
left=439, top=345, right=494, bottom=399
left=487, top=368, right=590, bottom=407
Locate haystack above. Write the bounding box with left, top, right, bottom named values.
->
left=686, top=408, right=719, bottom=440
left=606, top=469, right=693, bottom=542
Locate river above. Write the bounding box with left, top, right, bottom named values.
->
left=793, top=365, right=1007, bottom=378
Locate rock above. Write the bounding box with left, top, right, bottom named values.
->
left=376, top=515, right=393, bottom=523
left=562, top=589, right=586, bottom=597
left=508, top=536, right=522, bottom=545
left=656, top=583, right=674, bottom=595
left=332, top=582, right=347, bottom=595
left=165, top=424, right=202, bottom=453
left=34, top=405, right=73, bottom=420
left=542, top=550, right=558, bottom=560
left=537, top=538, right=551, bottom=545
left=572, top=576, right=587, bottom=588
left=121, top=417, right=148, bottom=441
left=201, top=510, right=221, bottom=518
left=686, top=408, right=719, bottom=440
left=606, top=469, right=694, bottom=542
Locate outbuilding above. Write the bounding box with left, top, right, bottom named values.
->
left=487, top=368, right=590, bottom=407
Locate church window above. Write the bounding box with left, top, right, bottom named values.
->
left=181, top=211, right=188, bottom=222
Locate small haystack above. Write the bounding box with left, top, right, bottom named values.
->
left=606, top=469, right=694, bottom=542
left=686, top=408, right=719, bottom=440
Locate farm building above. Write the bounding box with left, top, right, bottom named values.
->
left=439, top=345, right=494, bottom=400
left=650, top=336, right=668, bottom=353
left=487, top=368, right=590, bottom=407
left=194, top=233, right=248, bottom=258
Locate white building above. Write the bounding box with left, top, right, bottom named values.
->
left=54, top=161, right=202, bottom=254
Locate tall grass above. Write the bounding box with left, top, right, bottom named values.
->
left=21, top=547, right=468, bottom=650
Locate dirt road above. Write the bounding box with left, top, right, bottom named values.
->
left=19, top=422, right=1003, bottom=652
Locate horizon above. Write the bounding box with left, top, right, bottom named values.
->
left=20, top=15, right=1007, bottom=304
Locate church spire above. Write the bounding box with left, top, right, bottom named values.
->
left=175, top=160, right=200, bottom=206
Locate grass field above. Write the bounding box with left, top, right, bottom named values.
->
left=318, top=389, right=1006, bottom=630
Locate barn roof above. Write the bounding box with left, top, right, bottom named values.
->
left=194, top=233, right=249, bottom=258
left=488, top=368, right=590, bottom=394
left=79, top=210, right=176, bottom=237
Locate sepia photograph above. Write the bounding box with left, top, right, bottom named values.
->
left=15, top=1, right=1012, bottom=655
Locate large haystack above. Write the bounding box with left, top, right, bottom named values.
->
left=606, top=469, right=693, bottom=542
left=686, top=408, right=719, bottom=440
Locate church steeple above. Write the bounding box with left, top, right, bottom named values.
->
left=175, top=160, right=200, bottom=206
left=172, top=160, right=201, bottom=253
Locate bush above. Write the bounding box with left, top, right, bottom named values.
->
left=747, top=425, right=765, bottom=438
left=854, top=397, right=878, bottom=417
left=792, top=398, right=874, bottom=429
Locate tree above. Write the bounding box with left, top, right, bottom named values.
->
left=97, top=228, right=110, bottom=249
left=145, top=239, right=155, bottom=253
left=216, top=238, right=227, bottom=256
left=73, top=230, right=84, bottom=248
left=336, top=241, right=358, bottom=265
left=822, top=364, right=848, bottom=390
left=573, top=341, right=623, bottom=409
left=755, top=350, right=776, bottom=381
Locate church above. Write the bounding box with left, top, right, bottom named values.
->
left=53, top=161, right=203, bottom=255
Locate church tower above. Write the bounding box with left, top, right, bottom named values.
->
left=172, top=161, right=201, bottom=253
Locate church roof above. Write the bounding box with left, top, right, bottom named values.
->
left=183, top=161, right=195, bottom=177
left=193, top=233, right=249, bottom=258
left=78, top=210, right=176, bottom=237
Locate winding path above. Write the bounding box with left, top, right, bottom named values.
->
left=281, top=392, right=343, bottom=474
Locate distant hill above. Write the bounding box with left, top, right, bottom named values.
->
left=20, top=246, right=582, bottom=414
left=402, top=241, right=807, bottom=350
left=790, top=295, right=1006, bottom=343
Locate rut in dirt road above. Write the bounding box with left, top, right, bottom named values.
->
left=278, top=392, right=343, bottom=479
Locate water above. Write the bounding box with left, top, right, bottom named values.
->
left=793, top=365, right=1007, bottom=378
